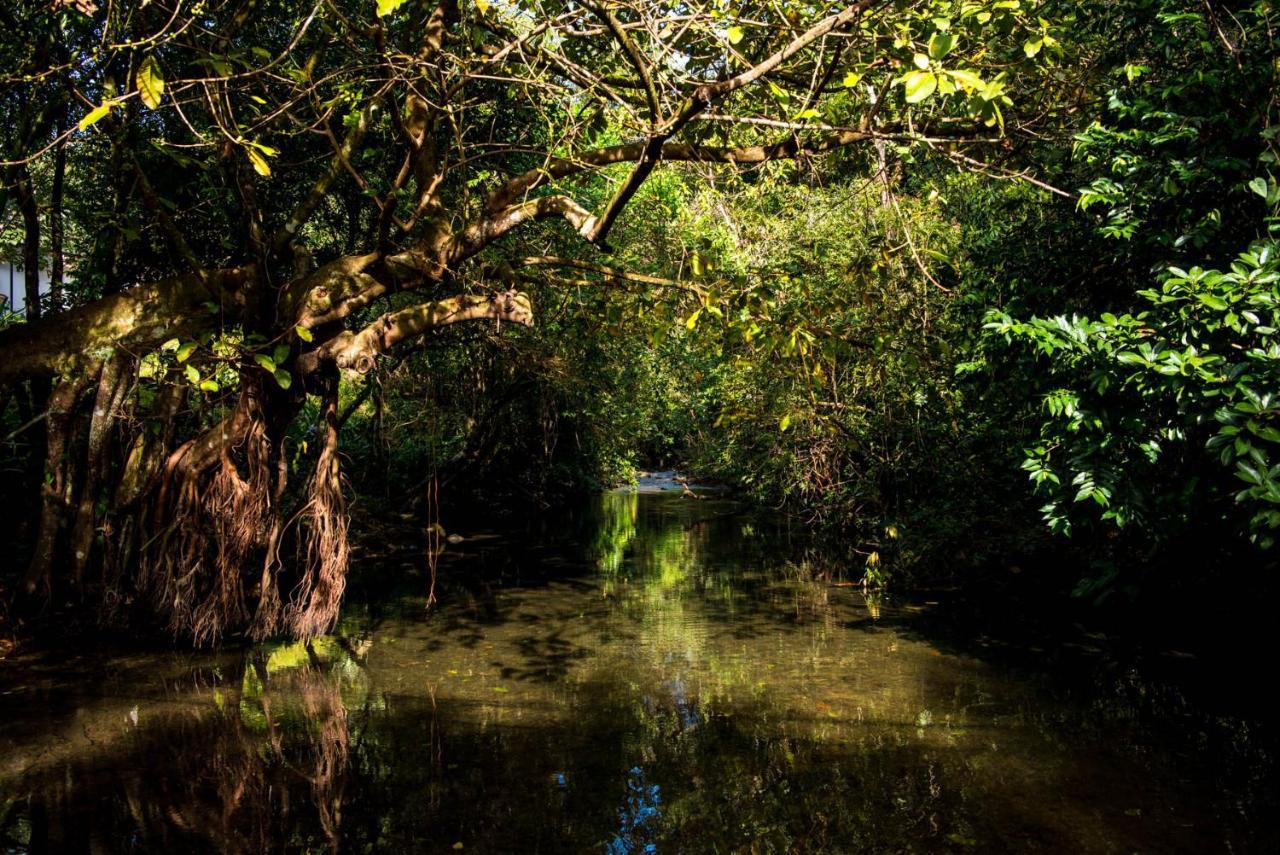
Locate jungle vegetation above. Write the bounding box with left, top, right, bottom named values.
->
left=0, top=0, right=1277, bottom=645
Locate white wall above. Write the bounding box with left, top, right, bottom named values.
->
left=0, top=262, right=49, bottom=314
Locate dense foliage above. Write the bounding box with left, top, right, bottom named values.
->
left=1, top=0, right=1277, bottom=643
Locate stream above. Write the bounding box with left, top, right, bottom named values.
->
left=0, top=487, right=1274, bottom=852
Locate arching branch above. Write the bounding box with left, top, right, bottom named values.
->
left=299, top=290, right=533, bottom=374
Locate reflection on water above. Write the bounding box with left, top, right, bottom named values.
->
left=0, top=492, right=1275, bottom=852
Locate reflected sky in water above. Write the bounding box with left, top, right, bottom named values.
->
left=0, top=492, right=1274, bottom=853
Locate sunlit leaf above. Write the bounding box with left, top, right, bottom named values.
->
left=903, top=71, right=937, bottom=103
left=138, top=56, right=165, bottom=109
left=928, top=32, right=954, bottom=60
left=376, top=0, right=410, bottom=16
left=247, top=148, right=271, bottom=177
left=78, top=102, right=113, bottom=131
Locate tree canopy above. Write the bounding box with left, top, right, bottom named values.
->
left=1, top=0, right=1276, bottom=642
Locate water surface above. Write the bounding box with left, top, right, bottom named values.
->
left=0, top=492, right=1273, bottom=852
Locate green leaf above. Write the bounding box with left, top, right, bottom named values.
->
left=138, top=56, right=165, bottom=109
left=273, top=369, right=293, bottom=390
left=779, top=413, right=792, bottom=432
left=376, top=0, right=410, bottom=16
left=1249, top=176, right=1270, bottom=198
left=727, top=26, right=744, bottom=45
left=927, top=32, right=954, bottom=60
left=295, top=325, right=313, bottom=342
left=903, top=71, right=937, bottom=104
left=184, top=364, right=200, bottom=384
left=476, top=0, right=490, bottom=13
left=176, top=341, right=198, bottom=363
left=947, top=69, right=984, bottom=91
left=253, top=353, right=276, bottom=373
left=161, top=338, right=180, bottom=351
left=246, top=148, right=271, bottom=177
left=78, top=102, right=113, bottom=131
left=199, top=379, right=220, bottom=393
left=1023, top=38, right=1043, bottom=58
left=841, top=71, right=862, bottom=88
left=685, top=309, right=702, bottom=330
left=273, top=343, right=290, bottom=365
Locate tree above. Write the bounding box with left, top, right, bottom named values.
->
left=0, top=0, right=1064, bottom=642
left=986, top=0, right=1280, bottom=566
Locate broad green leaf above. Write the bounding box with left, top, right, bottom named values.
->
left=727, top=26, right=744, bottom=45
left=779, top=413, right=792, bottom=432
left=161, top=338, right=181, bottom=351
left=273, top=369, right=293, bottom=390
left=254, top=353, right=276, bottom=373
left=184, top=364, right=200, bottom=384
left=138, top=56, right=165, bottom=109
left=295, top=325, right=314, bottom=342
left=913, top=53, right=930, bottom=70
left=1249, top=177, right=1270, bottom=198
left=947, top=69, right=984, bottom=91
left=199, top=379, right=220, bottom=392
left=841, top=71, right=862, bottom=88
left=1024, top=38, right=1043, bottom=58
left=376, top=0, right=410, bottom=16
left=903, top=71, right=937, bottom=103
left=928, top=32, right=954, bottom=60
left=176, top=341, right=198, bottom=362
left=78, top=102, right=113, bottom=131
left=476, top=0, right=490, bottom=13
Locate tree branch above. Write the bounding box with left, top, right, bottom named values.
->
left=301, top=291, right=533, bottom=374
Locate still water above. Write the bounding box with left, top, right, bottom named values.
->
left=0, top=490, right=1274, bottom=853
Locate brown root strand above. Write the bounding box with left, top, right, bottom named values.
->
left=23, top=372, right=94, bottom=595
left=280, top=376, right=348, bottom=640
left=142, top=385, right=277, bottom=646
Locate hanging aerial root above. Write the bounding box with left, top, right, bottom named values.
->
left=23, top=372, right=94, bottom=596
left=280, top=376, right=348, bottom=640
left=143, top=386, right=277, bottom=645
left=69, top=353, right=134, bottom=588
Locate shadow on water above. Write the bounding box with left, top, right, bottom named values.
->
left=1, top=491, right=1276, bottom=852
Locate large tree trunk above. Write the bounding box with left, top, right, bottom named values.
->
left=0, top=252, right=532, bottom=643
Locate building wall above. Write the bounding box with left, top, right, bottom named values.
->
left=0, top=262, right=49, bottom=314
